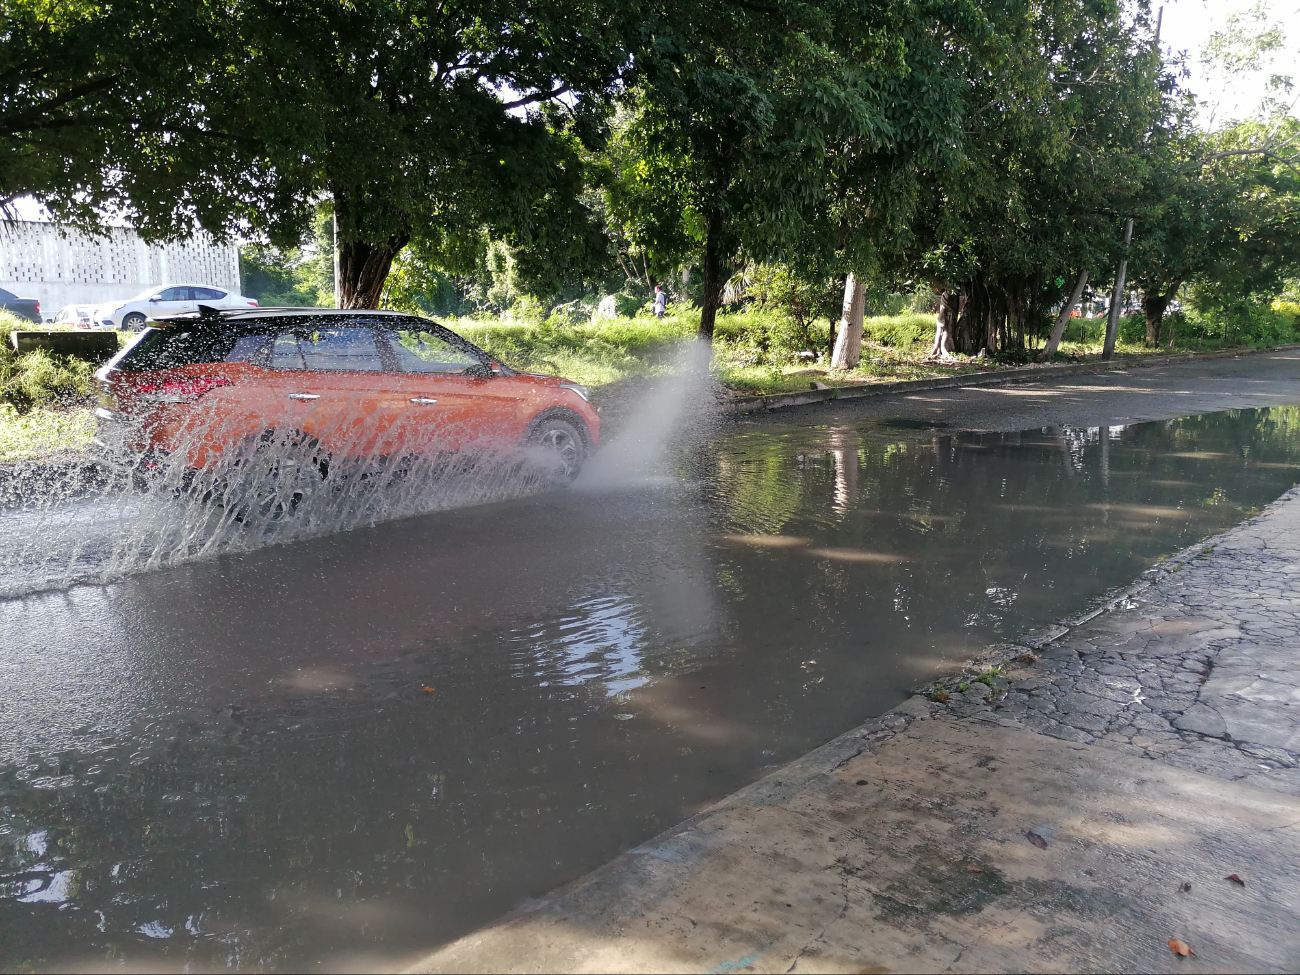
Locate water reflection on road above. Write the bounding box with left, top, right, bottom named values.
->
left=4, top=407, right=1300, bottom=971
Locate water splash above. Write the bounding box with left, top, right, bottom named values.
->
left=576, top=339, right=716, bottom=490
left=0, top=348, right=720, bottom=599
left=0, top=409, right=568, bottom=598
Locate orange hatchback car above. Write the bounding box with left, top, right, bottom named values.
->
left=95, top=307, right=600, bottom=490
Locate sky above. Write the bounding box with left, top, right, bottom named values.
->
left=1160, top=0, right=1300, bottom=125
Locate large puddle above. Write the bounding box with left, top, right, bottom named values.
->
left=3, top=406, right=1300, bottom=970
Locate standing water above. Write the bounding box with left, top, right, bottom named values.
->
left=2, top=402, right=1299, bottom=971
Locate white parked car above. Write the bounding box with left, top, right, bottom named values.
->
left=95, top=284, right=259, bottom=330
left=50, top=304, right=97, bottom=328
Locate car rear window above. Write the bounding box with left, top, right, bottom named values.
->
left=113, top=328, right=226, bottom=372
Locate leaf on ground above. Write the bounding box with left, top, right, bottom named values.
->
left=1169, top=939, right=1195, bottom=957
left=935, top=692, right=949, bottom=702
left=966, top=866, right=983, bottom=873
left=422, top=686, right=435, bottom=693
left=1225, top=873, right=1245, bottom=886
left=1026, top=830, right=1048, bottom=849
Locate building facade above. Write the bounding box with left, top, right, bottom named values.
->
left=0, top=220, right=240, bottom=314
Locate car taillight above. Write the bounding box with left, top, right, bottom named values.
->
left=34, top=301, right=39, bottom=315
left=135, top=375, right=232, bottom=404
left=248, top=300, right=258, bottom=306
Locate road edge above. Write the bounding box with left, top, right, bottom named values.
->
left=724, top=344, right=1300, bottom=414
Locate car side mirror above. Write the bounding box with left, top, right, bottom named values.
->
left=148, top=295, right=161, bottom=302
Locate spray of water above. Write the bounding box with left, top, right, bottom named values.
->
left=0, top=342, right=721, bottom=598
left=576, top=339, right=717, bottom=490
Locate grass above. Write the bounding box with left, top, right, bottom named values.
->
left=0, top=403, right=97, bottom=462
left=443, top=311, right=698, bottom=386
left=0, top=310, right=115, bottom=462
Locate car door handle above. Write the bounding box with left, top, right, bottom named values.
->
left=288, top=393, right=320, bottom=401
left=409, top=397, right=438, bottom=405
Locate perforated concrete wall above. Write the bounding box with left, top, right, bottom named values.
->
left=0, top=220, right=240, bottom=315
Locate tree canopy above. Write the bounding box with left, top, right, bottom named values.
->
left=4, top=0, right=1298, bottom=339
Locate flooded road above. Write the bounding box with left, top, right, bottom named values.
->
left=4, top=398, right=1300, bottom=971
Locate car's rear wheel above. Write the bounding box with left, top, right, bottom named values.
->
left=523, top=415, right=587, bottom=486
left=122, top=312, right=147, bottom=330
left=206, top=428, right=331, bottom=520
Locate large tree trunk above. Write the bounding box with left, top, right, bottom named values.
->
left=337, top=236, right=409, bottom=309
left=929, top=291, right=962, bottom=359
left=698, top=211, right=726, bottom=340
left=1038, top=269, right=1090, bottom=361
left=953, top=278, right=1001, bottom=356
left=831, top=272, right=866, bottom=369
left=332, top=187, right=410, bottom=309
left=1143, top=277, right=1182, bottom=347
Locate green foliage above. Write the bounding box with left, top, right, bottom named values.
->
left=447, top=310, right=696, bottom=386
left=0, top=405, right=96, bottom=462
left=0, top=311, right=97, bottom=410
left=864, top=314, right=933, bottom=350
left=239, top=206, right=336, bottom=307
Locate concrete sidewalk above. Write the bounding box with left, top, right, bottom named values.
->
left=406, top=492, right=1300, bottom=975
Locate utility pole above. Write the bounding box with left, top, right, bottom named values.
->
left=1102, top=218, right=1133, bottom=360
left=1102, top=5, right=1159, bottom=361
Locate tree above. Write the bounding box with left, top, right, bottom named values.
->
left=907, top=0, right=1174, bottom=358
left=1128, top=118, right=1300, bottom=346
left=0, top=0, right=260, bottom=237
left=605, top=0, right=982, bottom=340
left=203, top=0, right=643, bottom=308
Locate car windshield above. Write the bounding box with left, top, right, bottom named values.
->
left=128, top=286, right=171, bottom=301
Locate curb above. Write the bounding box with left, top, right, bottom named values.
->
left=724, top=343, right=1300, bottom=414
left=907, top=484, right=1299, bottom=702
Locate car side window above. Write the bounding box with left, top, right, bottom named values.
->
left=194, top=287, right=226, bottom=301
left=296, top=328, right=384, bottom=372
left=386, top=329, right=482, bottom=374
left=157, top=287, right=188, bottom=301
left=223, top=334, right=274, bottom=366
left=270, top=332, right=306, bottom=370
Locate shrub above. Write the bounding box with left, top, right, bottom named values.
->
left=863, top=313, right=932, bottom=349
left=0, top=310, right=97, bottom=410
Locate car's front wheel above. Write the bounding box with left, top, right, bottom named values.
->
left=122, top=312, right=147, bottom=330
left=523, top=415, right=587, bottom=485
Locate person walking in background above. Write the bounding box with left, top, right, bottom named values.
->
left=653, top=285, right=667, bottom=319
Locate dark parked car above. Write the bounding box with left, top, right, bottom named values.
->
left=0, top=287, right=40, bottom=323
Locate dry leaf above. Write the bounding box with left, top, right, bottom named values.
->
left=422, top=686, right=435, bottom=693
left=1168, top=939, right=1195, bottom=957
left=935, top=692, right=950, bottom=702
left=1225, top=873, right=1245, bottom=886
left=1026, top=830, right=1049, bottom=849
left=966, top=866, right=983, bottom=873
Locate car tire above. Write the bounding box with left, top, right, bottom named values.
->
left=523, top=414, right=588, bottom=485
left=207, top=428, right=331, bottom=520
left=122, top=312, right=147, bottom=330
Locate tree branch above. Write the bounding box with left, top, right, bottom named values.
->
left=500, top=83, right=570, bottom=110
left=0, top=75, right=119, bottom=134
